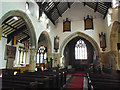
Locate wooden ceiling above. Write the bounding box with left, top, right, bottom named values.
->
left=36, top=2, right=112, bottom=25
left=2, top=16, right=30, bottom=44
left=1, top=2, right=112, bottom=44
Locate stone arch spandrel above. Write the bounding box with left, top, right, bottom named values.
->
left=1, top=10, right=37, bottom=48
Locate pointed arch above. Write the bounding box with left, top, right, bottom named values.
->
left=109, top=21, right=120, bottom=70
left=110, top=21, right=120, bottom=51
left=1, top=10, right=37, bottom=48
left=38, top=31, right=52, bottom=57
left=60, top=32, right=100, bottom=64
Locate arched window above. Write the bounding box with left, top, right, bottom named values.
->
left=75, top=39, right=87, bottom=60
left=36, top=46, right=47, bottom=65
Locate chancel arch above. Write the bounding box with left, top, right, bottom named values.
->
left=110, top=21, right=120, bottom=70
left=60, top=32, right=100, bottom=68
left=1, top=10, right=37, bottom=72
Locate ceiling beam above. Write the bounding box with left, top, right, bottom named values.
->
left=4, top=22, right=17, bottom=30
left=103, top=2, right=112, bottom=8
left=20, top=35, right=30, bottom=43
left=56, top=7, right=62, bottom=17
left=3, top=25, right=11, bottom=32
left=44, top=11, right=55, bottom=25
left=9, top=18, right=23, bottom=26
left=7, top=25, right=27, bottom=43
left=94, top=2, right=98, bottom=12
left=37, top=2, right=43, bottom=19
left=22, top=32, right=29, bottom=36
left=83, top=2, right=86, bottom=6
left=38, top=3, right=55, bottom=25
left=103, top=7, right=109, bottom=19
left=39, top=6, right=43, bottom=19
left=2, top=16, right=13, bottom=24
left=68, top=2, right=70, bottom=8
left=48, top=2, right=60, bottom=14
left=54, top=2, right=62, bottom=17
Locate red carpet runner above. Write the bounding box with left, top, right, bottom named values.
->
left=68, top=72, right=86, bottom=76
left=67, top=72, right=85, bottom=90
left=68, top=76, right=84, bottom=89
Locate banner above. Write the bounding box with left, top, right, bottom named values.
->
left=4, top=45, right=16, bottom=60
left=24, top=41, right=29, bottom=52
left=11, top=36, right=17, bottom=45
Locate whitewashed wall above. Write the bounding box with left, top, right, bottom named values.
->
left=0, top=1, right=119, bottom=68
left=52, top=3, right=108, bottom=52
left=0, top=0, right=49, bottom=69
left=0, top=38, right=7, bottom=69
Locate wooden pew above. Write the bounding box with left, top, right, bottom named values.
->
left=2, top=79, right=40, bottom=90
left=91, top=82, right=120, bottom=90
left=2, top=68, right=67, bottom=89
left=88, top=73, right=120, bottom=90
left=16, top=73, right=56, bottom=88
left=2, top=74, right=49, bottom=89
left=21, top=71, right=63, bottom=88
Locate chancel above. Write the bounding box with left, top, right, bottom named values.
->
left=1, top=1, right=120, bottom=90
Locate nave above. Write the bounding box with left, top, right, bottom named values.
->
left=1, top=67, right=120, bottom=90
left=1, top=1, right=120, bottom=90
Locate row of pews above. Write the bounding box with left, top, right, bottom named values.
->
left=87, top=72, right=120, bottom=90
left=1, top=68, right=67, bottom=89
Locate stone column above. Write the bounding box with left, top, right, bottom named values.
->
left=53, top=52, right=60, bottom=67
left=29, top=48, right=37, bottom=72
left=118, top=6, right=120, bottom=22
left=7, top=58, right=14, bottom=69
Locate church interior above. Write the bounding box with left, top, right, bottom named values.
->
left=0, top=0, right=120, bottom=90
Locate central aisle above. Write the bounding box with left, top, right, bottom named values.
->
left=68, top=76, right=84, bottom=89
left=63, top=72, right=88, bottom=90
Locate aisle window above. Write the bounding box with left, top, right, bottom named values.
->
left=36, top=46, right=47, bottom=65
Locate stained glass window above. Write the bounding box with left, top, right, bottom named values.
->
left=75, top=39, right=87, bottom=60
left=36, top=46, right=47, bottom=65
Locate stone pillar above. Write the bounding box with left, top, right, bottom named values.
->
left=118, top=6, right=120, bottom=22
left=109, top=51, right=119, bottom=70
left=53, top=52, right=60, bottom=67
left=7, top=58, right=14, bottom=69
left=29, top=48, right=37, bottom=72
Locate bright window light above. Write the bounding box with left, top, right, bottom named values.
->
left=75, top=39, right=87, bottom=60
left=25, top=2, right=29, bottom=10
left=13, top=16, right=18, bottom=20
left=25, top=2, right=30, bottom=14
left=107, top=14, right=112, bottom=26
left=112, top=0, right=119, bottom=8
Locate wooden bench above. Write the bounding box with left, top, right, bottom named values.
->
left=21, top=70, right=65, bottom=88
left=2, top=74, right=49, bottom=89
left=2, top=68, right=67, bottom=89
left=88, top=73, right=120, bottom=90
